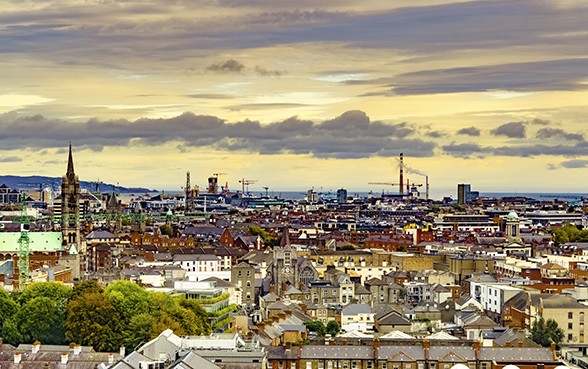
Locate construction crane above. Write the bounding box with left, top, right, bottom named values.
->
left=207, top=173, right=227, bottom=194
left=16, top=200, right=30, bottom=290
left=368, top=182, right=401, bottom=186
left=239, top=179, right=257, bottom=195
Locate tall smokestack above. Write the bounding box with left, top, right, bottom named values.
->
left=399, top=153, right=404, bottom=196
left=426, top=176, right=429, bottom=200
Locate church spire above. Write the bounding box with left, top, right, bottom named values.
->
left=66, top=142, right=75, bottom=180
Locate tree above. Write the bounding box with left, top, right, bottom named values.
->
left=65, top=293, right=124, bottom=352
left=179, top=299, right=212, bottom=335
left=160, top=224, right=173, bottom=237
left=531, top=317, right=564, bottom=346
left=104, top=281, right=150, bottom=324
left=304, top=320, right=327, bottom=337
left=71, top=280, right=103, bottom=300
left=0, top=290, right=18, bottom=337
left=11, top=297, right=66, bottom=344
left=18, top=282, right=72, bottom=307
left=326, top=320, right=340, bottom=337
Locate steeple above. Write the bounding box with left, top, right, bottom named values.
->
left=66, top=142, right=75, bottom=180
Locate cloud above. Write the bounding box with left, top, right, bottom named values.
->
left=254, top=66, right=285, bottom=77
left=0, top=110, right=436, bottom=159
left=531, top=118, right=551, bottom=126
left=442, top=142, right=489, bottom=158
left=491, top=122, right=526, bottom=138
left=560, top=159, right=588, bottom=169
left=206, top=59, right=246, bottom=73
left=457, top=127, right=481, bottom=136
left=391, top=58, right=588, bottom=95
left=0, top=156, right=22, bottom=162
left=536, top=128, right=584, bottom=141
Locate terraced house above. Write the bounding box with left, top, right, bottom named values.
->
left=267, top=339, right=561, bottom=369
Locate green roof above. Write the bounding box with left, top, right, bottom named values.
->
left=0, top=232, right=63, bottom=252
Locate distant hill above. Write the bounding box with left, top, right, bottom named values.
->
left=0, top=175, right=157, bottom=194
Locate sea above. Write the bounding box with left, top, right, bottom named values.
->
left=121, top=190, right=588, bottom=202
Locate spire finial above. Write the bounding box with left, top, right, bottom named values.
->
left=66, top=142, right=75, bottom=178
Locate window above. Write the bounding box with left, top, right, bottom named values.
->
left=382, top=363, right=387, bottom=369
left=279, top=362, right=283, bottom=369
left=328, top=362, right=333, bottom=369
left=352, top=362, right=357, bottom=369
left=319, top=363, right=324, bottom=369
left=568, top=334, right=573, bottom=341
left=569, top=323, right=573, bottom=330
left=343, top=362, right=349, bottom=369
left=569, top=312, right=574, bottom=319
left=291, top=363, right=296, bottom=369
left=367, top=362, right=373, bottom=369
left=307, top=362, right=312, bottom=369
left=480, top=364, right=487, bottom=369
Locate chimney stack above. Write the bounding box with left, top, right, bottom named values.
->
left=108, top=353, right=114, bottom=365
left=14, top=352, right=22, bottom=364
left=472, top=340, right=480, bottom=360
left=120, top=346, right=126, bottom=357
left=32, top=341, right=41, bottom=354
left=372, top=338, right=380, bottom=358
left=61, top=352, right=69, bottom=365
left=422, top=339, right=430, bottom=360
left=73, top=344, right=82, bottom=355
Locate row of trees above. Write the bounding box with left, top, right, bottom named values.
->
left=0, top=281, right=210, bottom=352
left=550, top=224, right=588, bottom=244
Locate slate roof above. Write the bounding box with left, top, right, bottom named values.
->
left=301, top=346, right=374, bottom=360
left=478, top=347, right=554, bottom=362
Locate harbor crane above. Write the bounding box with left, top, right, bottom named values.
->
left=239, top=179, right=257, bottom=195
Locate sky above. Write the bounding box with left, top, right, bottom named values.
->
left=2, top=0, right=588, bottom=198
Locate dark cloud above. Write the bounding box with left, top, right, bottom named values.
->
left=457, top=127, right=481, bottom=137
left=442, top=143, right=489, bottom=158
left=391, top=59, right=588, bottom=95
left=0, top=156, right=22, bottom=163
left=536, top=128, right=584, bottom=142
left=206, top=59, right=245, bottom=73
left=560, top=159, right=588, bottom=169
left=442, top=140, right=588, bottom=158
left=531, top=118, right=551, bottom=126
left=254, top=66, right=285, bottom=77
left=491, top=122, right=526, bottom=138
left=0, top=110, right=436, bottom=159
left=426, top=131, right=446, bottom=138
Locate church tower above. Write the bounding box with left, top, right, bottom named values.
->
left=61, top=143, right=81, bottom=250
left=271, top=227, right=298, bottom=296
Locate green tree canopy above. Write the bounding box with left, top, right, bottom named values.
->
left=65, top=292, right=124, bottom=352
left=18, top=282, right=72, bottom=306
left=104, top=281, right=150, bottom=324
left=0, top=290, right=18, bottom=337
left=10, top=297, right=66, bottom=344
left=551, top=224, right=588, bottom=245
left=326, top=320, right=340, bottom=337
left=71, top=280, right=103, bottom=300
left=531, top=317, right=564, bottom=347
left=304, top=320, right=327, bottom=337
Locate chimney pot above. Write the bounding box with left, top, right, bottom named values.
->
left=120, top=346, right=126, bottom=357
left=61, top=352, right=69, bottom=365
left=73, top=344, right=82, bottom=355
left=14, top=352, right=22, bottom=364
left=108, top=353, right=114, bottom=364
left=32, top=341, right=41, bottom=354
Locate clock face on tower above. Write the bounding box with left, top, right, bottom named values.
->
left=284, top=266, right=291, bottom=274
